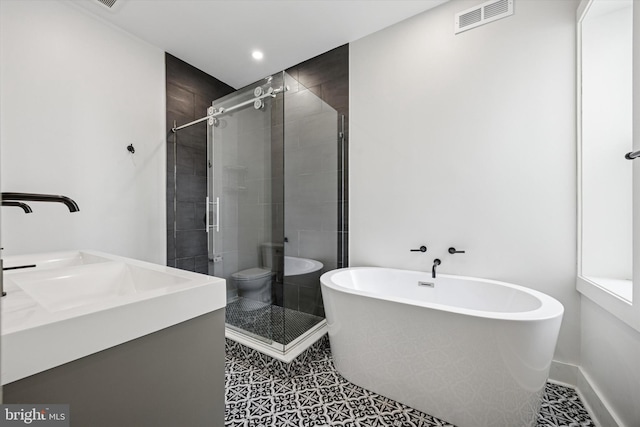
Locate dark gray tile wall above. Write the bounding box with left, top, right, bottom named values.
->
left=166, top=53, right=235, bottom=271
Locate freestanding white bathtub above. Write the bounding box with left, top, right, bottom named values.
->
left=320, top=267, right=564, bottom=427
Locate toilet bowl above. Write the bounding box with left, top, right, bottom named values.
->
left=231, top=267, right=274, bottom=305
left=232, top=243, right=282, bottom=306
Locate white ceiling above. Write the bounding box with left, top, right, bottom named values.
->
left=70, top=0, right=449, bottom=88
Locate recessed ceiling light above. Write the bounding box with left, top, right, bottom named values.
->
left=252, top=50, right=264, bottom=61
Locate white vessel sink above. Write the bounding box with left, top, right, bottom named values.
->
left=1, top=250, right=225, bottom=385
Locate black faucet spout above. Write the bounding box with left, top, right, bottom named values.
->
left=2, top=192, right=80, bottom=212
left=432, top=259, right=441, bottom=279
left=1, top=201, right=33, bottom=213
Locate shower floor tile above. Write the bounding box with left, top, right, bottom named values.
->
left=226, top=297, right=324, bottom=345
left=225, top=340, right=595, bottom=427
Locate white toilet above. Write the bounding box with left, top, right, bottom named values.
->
left=231, top=243, right=282, bottom=305
left=231, top=267, right=273, bottom=304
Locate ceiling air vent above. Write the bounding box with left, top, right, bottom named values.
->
left=455, top=0, right=514, bottom=34
left=95, top=0, right=119, bottom=10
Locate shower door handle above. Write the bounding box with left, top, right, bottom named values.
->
left=205, top=197, right=209, bottom=233
left=214, top=197, right=220, bottom=232
left=205, top=196, right=220, bottom=233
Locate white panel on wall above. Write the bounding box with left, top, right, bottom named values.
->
left=350, top=0, right=580, bottom=364
left=0, top=0, right=166, bottom=263
left=580, top=298, right=640, bottom=426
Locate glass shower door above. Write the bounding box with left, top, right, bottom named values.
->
left=206, top=70, right=343, bottom=353
left=207, top=74, right=285, bottom=349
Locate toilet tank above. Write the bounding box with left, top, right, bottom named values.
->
left=261, top=243, right=283, bottom=270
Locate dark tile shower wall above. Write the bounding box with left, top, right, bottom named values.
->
left=286, top=44, right=349, bottom=269
left=166, top=53, right=235, bottom=271
left=165, top=47, right=348, bottom=274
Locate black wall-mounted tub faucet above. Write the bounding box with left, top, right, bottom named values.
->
left=2, top=192, right=80, bottom=212
left=432, top=259, right=441, bottom=278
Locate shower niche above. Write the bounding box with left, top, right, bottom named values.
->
left=173, top=70, right=346, bottom=359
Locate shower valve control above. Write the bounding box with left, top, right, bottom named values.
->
left=448, top=247, right=466, bottom=254
left=410, top=246, right=427, bottom=253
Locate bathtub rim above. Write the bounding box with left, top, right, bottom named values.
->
left=320, top=266, right=564, bottom=322
left=283, top=255, right=323, bottom=277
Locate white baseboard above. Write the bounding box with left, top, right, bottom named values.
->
left=549, top=360, right=579, bottom=386
left=577, top=368, right=624, bottom=427
left=550, top=360, right=624, bottom=427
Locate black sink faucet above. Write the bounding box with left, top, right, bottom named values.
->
left=1, top=201, right=33, bottom=213
left=432, top=259, right=441, bottom=279
left=1, top=192, right=80, bottom=212
left=0, top=193, right=78, bottom=299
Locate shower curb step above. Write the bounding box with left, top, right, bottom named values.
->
left=225, top=334, right=330, bottom=377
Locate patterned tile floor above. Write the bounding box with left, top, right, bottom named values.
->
left=225, top=340, right=595, bottom=426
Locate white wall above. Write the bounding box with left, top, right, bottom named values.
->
left=0, top=0, right=166, bottom=263
left=350, top=0, right=580, bottom=365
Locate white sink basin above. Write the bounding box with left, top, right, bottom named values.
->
left=3, top=250, right=112, bottom=271
left=14, top=262, right=190, bottom=313
left=1, top=250, right=225, bottom=385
